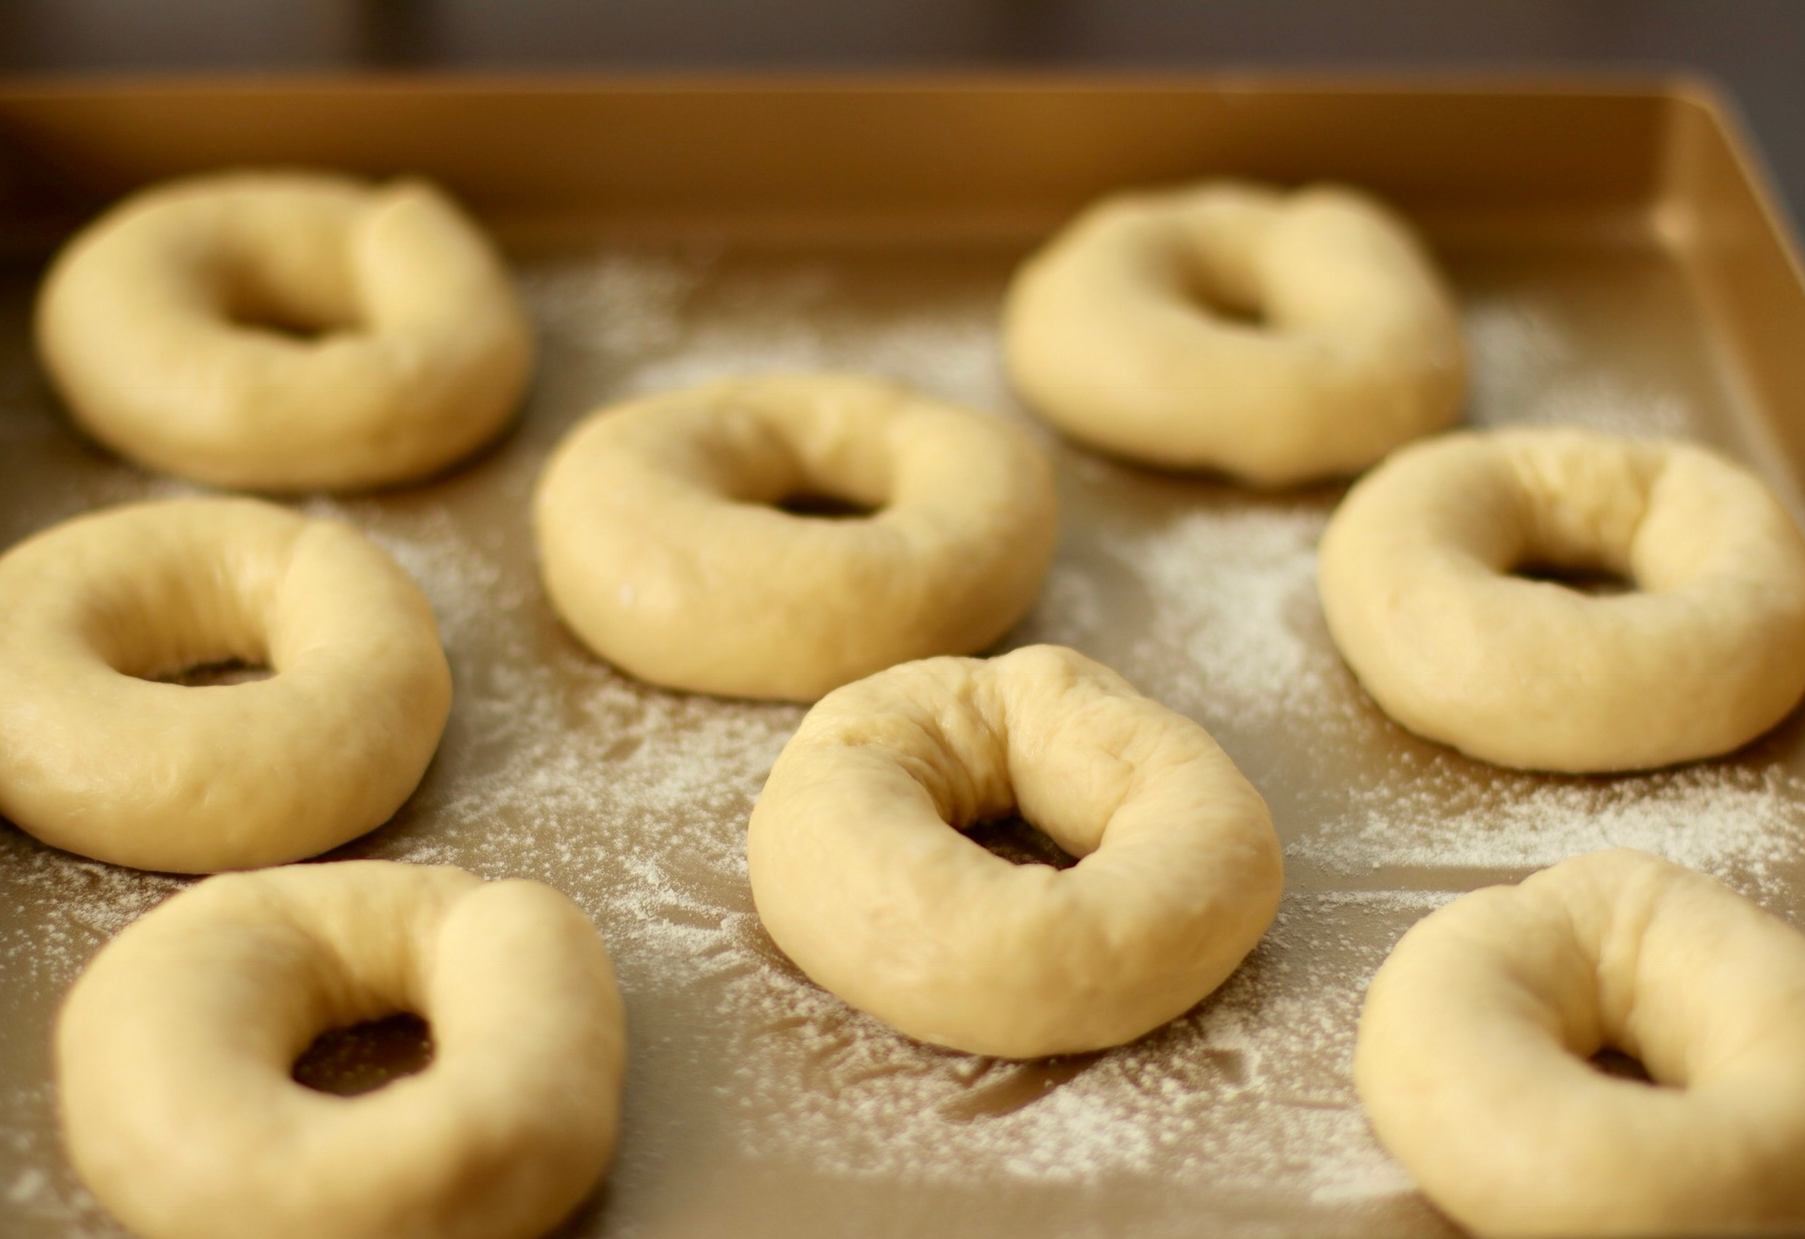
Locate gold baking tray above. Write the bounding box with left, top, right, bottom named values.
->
left=3, top=75, right=1805, bottom=1239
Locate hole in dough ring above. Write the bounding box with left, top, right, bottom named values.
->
left=1317, top=427, right=1805, bottom=772
left=1001, top=179, right=1467, bottom=486
left=1354, top=848, right=1805, bottom=1237
left=747, top=644, right=1283, bottom=1058
left=533, top=373, right=1059, bottom=702
left=0, top=498, right=451, bottom=873
left=34, top=170, right=535, bottom=492
left=55, top=860, right=628, bottom=1239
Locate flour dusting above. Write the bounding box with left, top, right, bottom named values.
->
left=1299, top=755, right=1805, bottom=903
left=1465, top=297, right=1698, bottom=437
left=723, top=890, right=1431, bottom=1210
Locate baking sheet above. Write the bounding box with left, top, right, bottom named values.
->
left=4, top=78, right=1805, bottom=1239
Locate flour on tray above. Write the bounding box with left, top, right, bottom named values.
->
left=722, top=890, right=1432, bottom=1215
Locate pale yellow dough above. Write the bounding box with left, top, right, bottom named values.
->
left=0, top=498, right=451, bottom=872
left=1001, top=180, right=1466, bottom=486
left=1318, top=427, right=1805, bottom=772
left=35, top=169, right=534, bottom=492
left=747, top=644, right=1283, bottom=1058
left=1355, top=849, right=1805, bottom=1237
left=56, top=860, right=627, bottom=1239
left=533, top=373, right=1059, bottom=701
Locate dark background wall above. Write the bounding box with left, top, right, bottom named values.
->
left=1, top=1, right=1800, bottom=224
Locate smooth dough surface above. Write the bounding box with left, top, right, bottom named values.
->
left=747, top=644, right=1283, bottom=1058
left=534, top=373, right=1058, bottom=701
left=56, top=860, right=627, bottom=1239
left=1002, top=180, right=1466, bottom=486
left=35, top=169, right=534, bottom=491
left=1318, top=427, right=1805, bottom=772
left=0, top=497, right=451, bottom=872
left=1355, top=848, right=1805, bottom=1237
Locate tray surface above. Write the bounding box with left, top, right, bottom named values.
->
left=3, top=78, right=1805, bottom=1239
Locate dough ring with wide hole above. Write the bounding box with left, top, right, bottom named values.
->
left=35, top=169, right=534, bottom=492
left=747, top=643, right=1283, bottom=1058
left=1355, top=848, right=1805, bottom=1237
left=1001, top=179, right=1467, bottom=486
left=0, top=497, right=451, bottom=872
left=1318, top=427, right=1805, bottom=772
left=534, top=373, right=1059, bottom=702
left=56, top=859, right=627, bottom=1239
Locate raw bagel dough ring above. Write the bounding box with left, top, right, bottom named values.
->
left=0, top=497, right=451, bottom=872
left=56, top=860, right=627, bottom=1239
left=747, top=644, right=1283, bottom=1058
left=1355, top=848, right=1805, bottom=1237
left=1002, top=180, right=1466, bottom=486
left=534, top=373, right=1058, bottom=702
left=1317, top=427, right=1805, bottom=772
left=35, top=169, right=534, bottom=492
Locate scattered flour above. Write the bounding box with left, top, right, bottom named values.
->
left=1300, top=756, right=1805, bottom=905
left=1464, top=297, right=1698, bottom=438
left=1012, top=472, right=1346, bottom=735
left=724, top=889, right=1434, bottom=1216
left=527, top=250, right=705, bottom=362
left=1126, top=504, right=1340, bottom=723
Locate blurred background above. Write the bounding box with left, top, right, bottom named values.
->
left=0, top=0, right=1800, bottom=221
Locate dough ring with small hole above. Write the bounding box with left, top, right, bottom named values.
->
left=1355, top=848, right=1805, bottom=1237
left=1317, top=427, right=1805, bottom=771
left=533, top=373, right=1059, bottom=701
left=0, top=497, right=451, bottom=872
left=1001, top=180, right=1467, bottom=486
left=35, top=169, right=534, bottom=492
left=56, top=859, right=627, bottom=1239
left=747, top=644, right=1283, bottom=1058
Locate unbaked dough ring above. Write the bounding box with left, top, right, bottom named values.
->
left=35, top=169, right=534, bottom=492
left=56, top=860, right=627, bottom=1239
left=747, top=644, right=1283, bottom=1058
left=1355, top=848, right=1805, bottom=1237
left=0, top=497, right=451, bottom=872
left=534, top=373, right=1058, bottom=701
left=1317, top=427, right=1805, bottom=772
left=1002, top=180, right=1466, bottom=486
